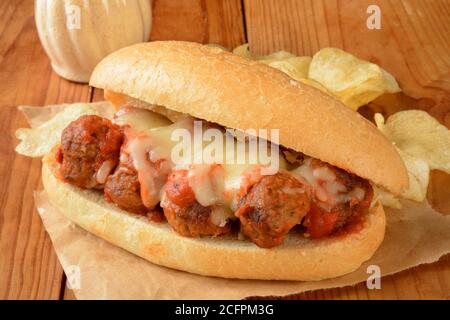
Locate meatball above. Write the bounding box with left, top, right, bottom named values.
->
left=104, top=128, right=171, bottom=215
left=161, top=170, right=231, bottom=237
left=60, top=115, right=123, bottom=189
left=104, top=158, right=147, bottom=215
left=302, top=159, right=374, bottom=238
left=104, top=148, right=166, bottom=220
left=147, top=205, right=166, bottom=223
left=235, top=171, right=310, bottom=248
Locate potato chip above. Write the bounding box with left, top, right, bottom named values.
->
left=205, top=43, right=229, bottom=51
left=395, top=148, right=430, bottom=202
left=232, top=43, right=254, bottom=60
left=233, top=43, right=296, bottom=62
left=308, top=48, right=400, bottom=110
left=15, top=102, right=115, bottom=157
left=260, top=51, right=297, bottom=63
left=298, top=78, right=333, bottom=95
left=375, top=111, right=450, bottom=204
left=267, top=57, right=311, bottom=81
left=373, top=186, right=402, bottom=209
left=233, top=44, right=327, bottom=92
left=233, top=44, right=400, bottom=110
left=376, top=111, right=450, bottom=173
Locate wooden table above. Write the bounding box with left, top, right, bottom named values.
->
left=1, top=0, right=449, bottom=300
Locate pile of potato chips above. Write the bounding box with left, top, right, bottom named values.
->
left=233, top=44, right=450, bottom=208
left=233, top=44, right=400, bottom=110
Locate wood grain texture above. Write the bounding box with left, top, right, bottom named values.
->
left=0, top=0, right=91, bottom=299
left=150, top=0, right=245, bottom=49
left=244, top=0, right=450, bottom=127
left=300, top=255, right=450, bottom=300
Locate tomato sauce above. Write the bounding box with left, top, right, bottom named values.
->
left=147, top=207, right=166, bottom=223
left=303, top=203, right=339, bottom=238
left=334, top=214, right=365, bottom=237
left=236, top=167, right=264, bottom=203
left=165, top=170, right=196, bottom=207
left=55, top=146, right=63, bottom=164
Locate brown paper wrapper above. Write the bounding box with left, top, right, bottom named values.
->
left=20, top=103, right=450, bottom=299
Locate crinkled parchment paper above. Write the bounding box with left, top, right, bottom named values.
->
left=20, top=103, right=450, bottom=299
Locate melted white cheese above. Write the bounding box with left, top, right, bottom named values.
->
left=188, top=164, right=225, bottom=207
left=122, top=114, right=287, bottom=224
left=125, top=118, right=195, bottom=208
left=292, top=158, right=365, bottom=211
left=186, top=133, right=288, bottom=212
left=113, top=107, right=171, bottom=130
left=96, top=159, right=115, bottom=184
left=210, top=205, right=235, bottom=227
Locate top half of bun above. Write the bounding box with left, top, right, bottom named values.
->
left=90, top=41, right=408, bottom=195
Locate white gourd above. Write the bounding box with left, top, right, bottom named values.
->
left=35, top=0, right=152, bottom=83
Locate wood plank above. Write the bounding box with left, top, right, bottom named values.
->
left=0, top=0, right=34, bottom=65
left=244, top=0, right=450, bottom=126
left=150, top=0, right=246, bottom=48
left=0, top=0, right=91, bottom=299
left=244, top=0, right=450, bottom=300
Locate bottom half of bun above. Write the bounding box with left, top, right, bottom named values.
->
left=42, top=149, right=386, bottom=281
